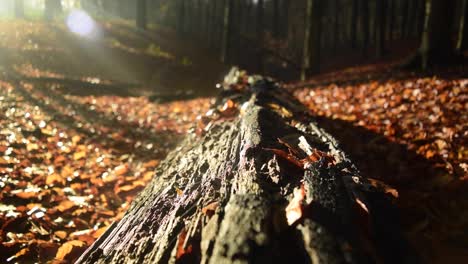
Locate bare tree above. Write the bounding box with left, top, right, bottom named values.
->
left=15, top=0, right=24, bottom=19
left=44, top=0, right=62, bottom=21
left=136, top=0, right=147, bottom=30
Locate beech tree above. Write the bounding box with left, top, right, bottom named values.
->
left=44, top=0, right=62, bottom=21
left=136, top=0, right=147, bottom=30
left=407, top=0, right=456, bottom=69
left=14, top=0, right=24, bottom=18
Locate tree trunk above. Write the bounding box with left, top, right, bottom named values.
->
left=375, top=0, right=387, bottom=58
left=221, top=0, right=233, bottom=63
left=256, top=0, right=264, bottom=74
left=75, top=69, right=416, bottom=264
left=332, top=0, right=339, bottom=51
left=387, top=0, right=394, bottom=41
left=136, top=0, right=147, bottom=30
left=350, top=0, right=358, bottom=48
left=360, top=0, right=370, bottom=56
left=273, top=0, right=280, bottom=38
left=303, top=0, right=322, bottom=77
left=15, top=0, right=24, bottom=18
left=282, top=0, right=290, bottom=38
left=407, top=0, right=456, bottom=69
left=456, top=0, right=468, bottom=52
left=44, top=0, right=62, bottom=21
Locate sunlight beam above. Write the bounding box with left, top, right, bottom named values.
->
left=66, top=9, right=95, bottom=37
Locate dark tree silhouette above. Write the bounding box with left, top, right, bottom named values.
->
left=136, top=0, right=147, bottom=30
left=407, top=0, right=456, bottom=69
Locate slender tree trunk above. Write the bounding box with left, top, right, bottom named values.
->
left=282, top=0, right=290, bottom=38
left=256, top=0, right=264, bottom=73
left=301, top=0, right=321, bottom=80
left=456, top=0, right=468, bottom=52
left=387, top=0, right=394, bottom=41
left=44, top=0, right=62, bottom=21
left=178, top=0, right=185, bottom=35
left=221, top=0, right=233, bottom=63
left=401, top=0, right=409, bottom=38
left=360, top=0, right=370, bottom=55
left=332, top=0, right=339, bottom=51
left=273, top=0, right=280, bottom=38
left=136, top=0, right=147, bottom=30
left=15, top=0, right=24, bottom=18
left=350, top=0, right=358, bottom=48
left=375, top=0, right=387, bottom=58
left=406, top=0, right=456, bottom=69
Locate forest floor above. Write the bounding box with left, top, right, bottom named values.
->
left=0, top=19, right=467, bottom=263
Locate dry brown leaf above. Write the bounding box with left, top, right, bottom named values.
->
left=176, top=227, right=192, bottom=259
left=143, top=159, right=159, bottom=168
left=285, top=185, right=306, bottom=225
left=202, top=202, right=219, bottom=218
left=54, top=231, right=67, bottom=240
left=92, top=226, right=109, bottom=239
left=73, top=151, right=86, bottom=160
left=114, top=164, right=129, bottom=176
left=56, top=200, right=75, bottom=212
left=46, top=174, right=64, bottom=186
left=55, top=240, right=86, bottom=261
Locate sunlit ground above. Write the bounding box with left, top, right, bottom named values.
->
left=0, top=17, right=216, bottom=262
left=0, top=6, right=466, bottom=263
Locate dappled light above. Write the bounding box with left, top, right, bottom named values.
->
left=0, top=0, right=466, bottom=263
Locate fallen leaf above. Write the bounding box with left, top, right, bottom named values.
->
left=201, top=202, right=219, bottom=218
left=285, top=185, right=306, bottom=225
left=55, top=240, right=86, bottom=261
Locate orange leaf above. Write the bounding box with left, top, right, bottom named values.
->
left=202, top=202, right=219, bottom=218
left=57, top=200, right=75, bottom=212
left=114, top=164, right=129, bottom=176
left=264, top=148, right=303, bottom=168
left=176, top=228, right=192, bottom=259
left=143, top=159, right=159, bottom=168
left=285, top=185, right=306, bottom=225
left=92, top=226, right=109, bottom=239
left=55, top=240, right=86, bottom=261
left=54, top=231, right=67, bottom=240
left=73, top=151, right=86, bottom=160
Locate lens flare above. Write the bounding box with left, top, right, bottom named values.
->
left=66, top=10, right=95, bottom=36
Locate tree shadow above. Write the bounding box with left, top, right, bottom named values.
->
left=13, top=80, right=180, bottom=161
left=312, top=115, right=468, bottom=263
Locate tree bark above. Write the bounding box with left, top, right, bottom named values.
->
left=136, top=0, right=147, bottom=30
left=456, top=0, right=468, bottom=52
left=14, top=0, right=24, bottom=18
left=76, top=69, right=416, bottom=264
left=406, top=0, right=456, bottom=69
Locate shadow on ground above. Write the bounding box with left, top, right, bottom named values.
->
left=313, top=115, right=468, bottom=264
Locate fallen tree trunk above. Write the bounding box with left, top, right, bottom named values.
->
left=76, top=69, right=417, bottom=264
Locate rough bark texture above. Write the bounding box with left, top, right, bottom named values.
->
left=76, top=69, right=416, bottom=264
